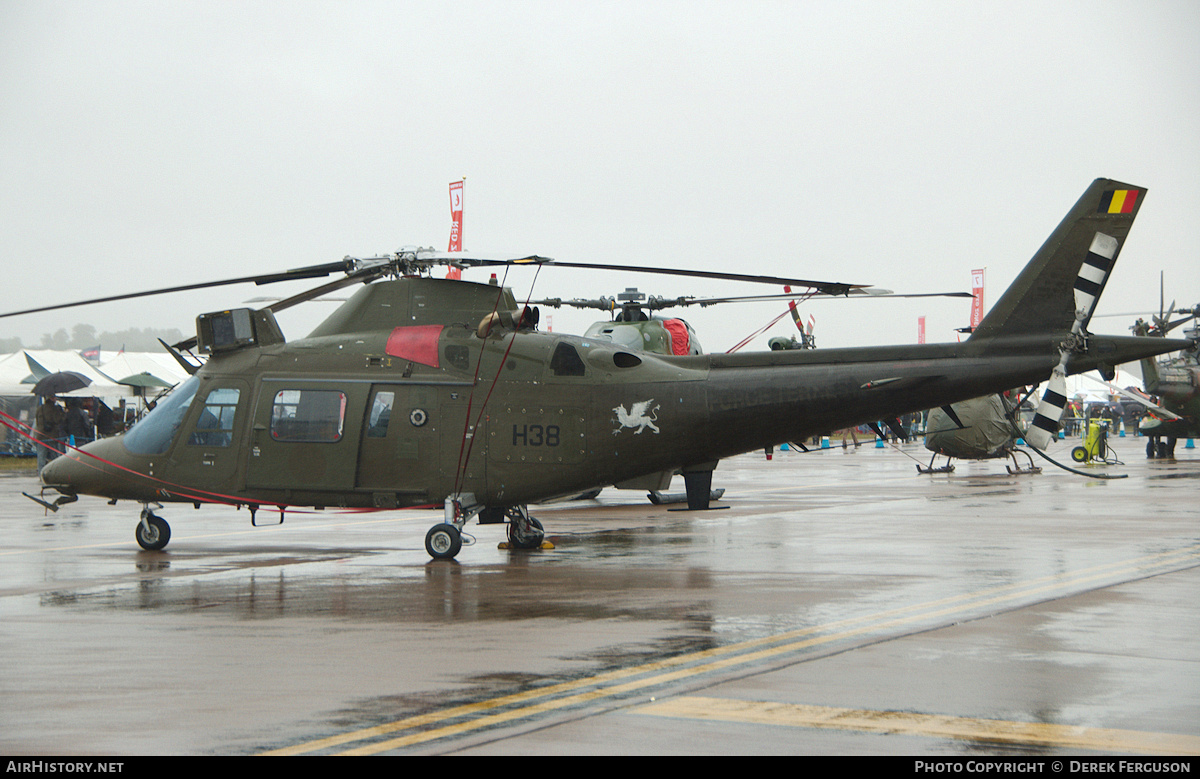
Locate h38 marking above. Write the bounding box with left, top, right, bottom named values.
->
left=491, top=406, right=586, bottom=463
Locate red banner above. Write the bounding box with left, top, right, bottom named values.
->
left=917, top=316, right=925, bottom=344
left=448, top=180, right=464, bottom=252
left=970, top=268, right=985, bottom=330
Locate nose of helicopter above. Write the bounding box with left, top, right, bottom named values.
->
left=40, top=437, right=133, bottom=498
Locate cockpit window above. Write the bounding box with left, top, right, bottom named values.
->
left=123, top=376, right=200, bottom=455
left=270, top=390, right=346, bottom=442
left=549, top=342, right=586, bottom=377
left=188, top=388, right=240, bottom=447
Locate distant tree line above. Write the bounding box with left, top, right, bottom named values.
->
left=0, top=325, right=186, bottom=354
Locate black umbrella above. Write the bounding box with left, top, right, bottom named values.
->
left=31, top=371, right=92, bottom=397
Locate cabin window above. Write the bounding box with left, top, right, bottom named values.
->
left=550, top=342, right=586, bottom=377
left=366, top=391, right=394, bottom=438
left=270, top=390, right=347, bottom=442
left=123, top=376, right=200, bottom=455
left=188, top=388, right=241, bottom=447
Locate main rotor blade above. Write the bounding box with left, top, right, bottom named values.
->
left=665, top=290, right=974, bottom=307
left=470, top=258, right=868, bottom=296
left=0, top=261, right=355, bottom=320
left=263, top=266, right=388, bottom=314
left=167, top=265, right=388, bottom=351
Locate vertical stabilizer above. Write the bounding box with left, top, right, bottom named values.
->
left=970, top=179, right=1145, bottom=341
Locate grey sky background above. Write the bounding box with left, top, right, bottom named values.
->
left=2, top=1, right=1198, bottom=356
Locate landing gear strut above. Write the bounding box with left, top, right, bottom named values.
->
left=136, top=506, right=171, bottom=551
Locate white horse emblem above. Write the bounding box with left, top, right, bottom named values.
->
left=613, top=399, right=660, bottom=435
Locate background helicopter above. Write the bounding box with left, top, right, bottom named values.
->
left=1131, top=302, right=1200, bottom=457
left=10, top=178, right=1188, bottom=562
left=914, top=299, right=1043, bottom=474
left=919, top=389, right=1040, bottom=475
left=532, top=285, right=969, bottom=357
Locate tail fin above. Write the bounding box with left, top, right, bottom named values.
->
left=970, top=179, right=1145, bottom=341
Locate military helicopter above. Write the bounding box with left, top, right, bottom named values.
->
left=1131, top=302, right=1200, bottom=457
left=918, top=389, right=1041, bottom=475
left=8, top=178, right=1188, bottom=561
left=912, top=298, right=1044, bottom=474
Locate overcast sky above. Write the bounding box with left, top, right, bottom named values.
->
left=2, top=0, right=1198, bottom=355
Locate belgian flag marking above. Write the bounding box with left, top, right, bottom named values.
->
left=1098, top=189, right=1140, bottom=214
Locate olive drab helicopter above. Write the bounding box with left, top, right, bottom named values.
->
left=918, top=389, right=1042, bottom=475
left=1131, top=301, right=1200, bottom=457
left=914, top=308, right=1045, bottom=475
left=8, top=178, right=1190, bottom=561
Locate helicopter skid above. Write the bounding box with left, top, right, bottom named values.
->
left=917, top=453, right=955, bottom=474
left=1005, top=449, right=1042, bottom=475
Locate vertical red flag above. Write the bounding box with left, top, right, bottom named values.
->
left=445, top=180, right=464, bottom=279
left=448, top=180, right=464, bottom=252
left=969, top=268, right=985, bottom=330
left=917, top=316, right=926, bottom=344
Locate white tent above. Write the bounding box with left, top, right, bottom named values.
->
left=99, top=351, right=190, bottom=389
left=17, top=350, right=133, bottom=399
left=0, top=352, right=39, bottom=396
left=1, top=349, right=193, bottom=400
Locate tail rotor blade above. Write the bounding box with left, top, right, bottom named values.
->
left=1072, top=233, right=1119, bottom=329
left=1026, top=370, right=1067, bottom=450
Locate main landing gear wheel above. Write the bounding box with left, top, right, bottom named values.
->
left=135, top=512, right=171, bottom=551
left=506, top=511, right=545, bottom=550
left=425, top=523, right=463, bottom=560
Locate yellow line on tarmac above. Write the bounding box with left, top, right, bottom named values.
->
left=263, top=544, right=1200, bottom=755
left=634, top=696, right=1200, bottom=755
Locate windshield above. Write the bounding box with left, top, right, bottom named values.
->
left=123, top=375, right=200, bottom=455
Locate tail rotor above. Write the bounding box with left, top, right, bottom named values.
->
left=1025, top=233, right=1119, bottom=450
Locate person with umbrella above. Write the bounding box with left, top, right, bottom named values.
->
left=64, top=398, right=93, bottom=447
left=34, top=394, right=65, bottom=474
left=30, top=371, right=92, bottom=473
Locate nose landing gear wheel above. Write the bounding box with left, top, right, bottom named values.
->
left=135, top=513, right=171, bottom=551
left=425, top=523, right=463, bottom=560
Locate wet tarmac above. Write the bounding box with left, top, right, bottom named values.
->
left=1, top=437, right=1198, bottom=755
